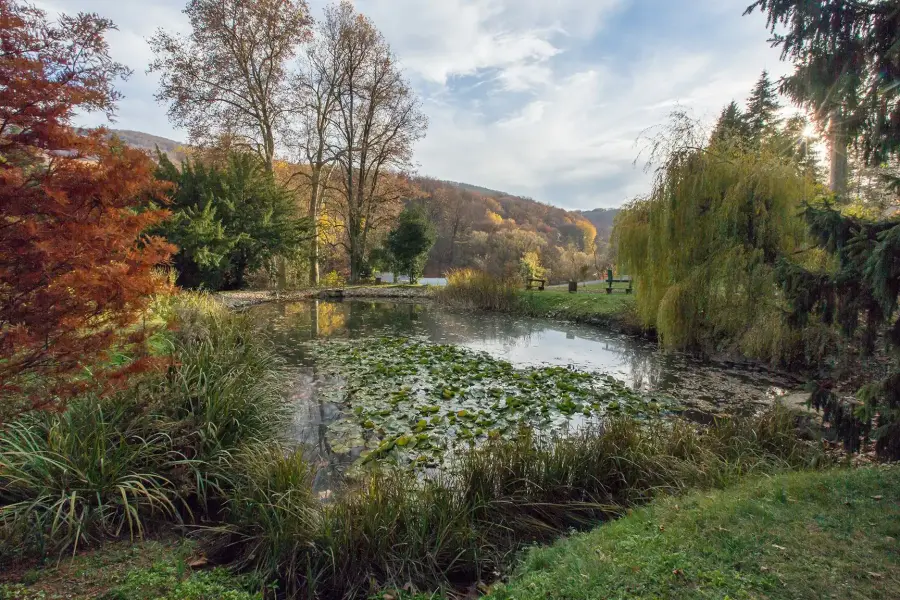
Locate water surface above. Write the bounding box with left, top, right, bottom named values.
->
left=248, top=299, right=800, bottom=488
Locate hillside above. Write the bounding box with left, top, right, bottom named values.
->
left=579, top=207, right=620, bottom=238
left=109, top=129, right=188, bottom=163
left=412, top=178, right=600, bottom=280
left=112, top=130, right=606, bottom=281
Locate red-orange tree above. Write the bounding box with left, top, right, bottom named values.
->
left=0, top=0, right=174, bottom=411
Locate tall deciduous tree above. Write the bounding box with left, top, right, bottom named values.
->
left=290, top=3, right=349, bottom=285
left=148, top=0, right=311, bottom=172
left=0, top=0, right=174, bottom=410
left=327, top=1, right=428, bottom=283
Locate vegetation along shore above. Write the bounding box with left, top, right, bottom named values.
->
left=2, top=0, right=900, bottom=599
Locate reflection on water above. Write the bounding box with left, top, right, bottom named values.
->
left=250, top=299, right=798, bottom=401
left=248, top=299, right=801, bottom=489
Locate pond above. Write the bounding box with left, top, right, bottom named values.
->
left=247, top=299, right=801, bottom=490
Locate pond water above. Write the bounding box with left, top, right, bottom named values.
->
left=247, top=299, right=801, bottom=489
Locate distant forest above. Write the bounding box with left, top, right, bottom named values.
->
left=112, top=130, right=616, bottom=283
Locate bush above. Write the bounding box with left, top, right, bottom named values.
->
left=0, top=398, right=179, bottom=556
left=0, top=293, right=292, bottom=557
left=202, top=406, right=825, bottom=598
left=437, top=269, right=520, bottom=312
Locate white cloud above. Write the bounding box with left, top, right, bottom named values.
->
left=49, top=0, right=794, bottom=210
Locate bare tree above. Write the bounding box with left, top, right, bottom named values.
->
left=288, top=3, right=348, bottom=285
left=327, top=1, right=428, bottom=283
left=148, top=0, right=311, bottom=172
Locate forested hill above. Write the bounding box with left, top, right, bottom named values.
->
left=108, top=129, right=189, bottom=163
left=411, top=178, right=601, bottom=279
left=111, top=129, right=608, bottom=281
left=578, top=208, right=620, bottom=238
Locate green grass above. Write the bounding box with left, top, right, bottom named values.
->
left=516, top=290, right=635, bottom=327
left=0, top=539, right=263, bottom=600
left=487, top=466, right=900, bottom=600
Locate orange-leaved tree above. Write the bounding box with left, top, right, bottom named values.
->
left=0, top=0, right=174, bottom=413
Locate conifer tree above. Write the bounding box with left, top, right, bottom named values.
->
left=747, top=0, right=900, bottom=457
left=744, top=71, right=781, bottom=141
left=710, top=101, right=747, bottom=145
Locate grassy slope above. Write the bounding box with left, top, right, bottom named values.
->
left=487, top=467, right=900, bottom=600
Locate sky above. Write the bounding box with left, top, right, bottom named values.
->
left=39, top=0, right=791, bottom=210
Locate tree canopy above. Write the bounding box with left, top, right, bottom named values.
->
left=154, top=152, right=308, bottom=290
left=386, top=206, right=436, bottom=283
left=0, top=0, right=173, bottom=411
left=614, top=96, right=819, bottom=362
left=745, top=0, right=900, bottom=459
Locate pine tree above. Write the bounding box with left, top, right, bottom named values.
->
left=710, top=101, right=747, bottom=145
left=746, top=0, right=900, bottom=192
left=748, top=0, right=900, bottom=458
left=744, top=71, right=781, bottom=141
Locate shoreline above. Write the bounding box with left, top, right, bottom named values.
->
left=216, top=285, right=435, bottom=309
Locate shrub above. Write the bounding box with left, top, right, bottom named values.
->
left=0, top=292, right=292, bottom=556
left=202, top=406, right=825, bottom=598
left=151, top=294, right=291, bottom=467
left=437, top=269, right=520, bottom=312
left=0, top=398, right=179, bottom=556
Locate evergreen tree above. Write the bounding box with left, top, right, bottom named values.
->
left=386, top=206, right=436, bottom=284
left=748, top=0, right=900, bottom=458
left=710, top=100, right=747, bottom=145
left=746, top=0, right=900, bottom=192
left=744, top=71, right=781, bottom=141
left=154, top=152, right=308, bottom=290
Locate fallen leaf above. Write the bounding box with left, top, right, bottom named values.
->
left=187, top=556, right=208, bottom=568
left=867, top=572, right=884, bottom=579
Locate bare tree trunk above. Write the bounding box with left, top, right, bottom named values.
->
left=829, top=108, right=849, bottom=195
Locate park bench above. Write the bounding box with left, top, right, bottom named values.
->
left=525, top=278, right=546, bottom=291
left=605, top=269, right=633, bottom=294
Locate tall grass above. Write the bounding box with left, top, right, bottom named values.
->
left=0, top=398, right=179, bottom=555
left=204, top=406, right=826, bottom=598
left=437, top=269, right=520, bottom=312
left=1, top=290, right=829, bottom=599
left=0, top=293, right=292, bottom=557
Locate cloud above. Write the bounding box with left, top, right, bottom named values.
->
left=50, top=0, right=793, bottom=210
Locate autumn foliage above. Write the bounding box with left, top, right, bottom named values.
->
left=0, top=0, right=174, bottom=410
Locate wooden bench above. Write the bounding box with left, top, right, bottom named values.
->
left=605, top=270, right=633, bottom=294
left=525, top=278, right=546, bottom=291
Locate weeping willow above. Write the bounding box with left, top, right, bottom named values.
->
left=615, top=116, right=823, bottom=363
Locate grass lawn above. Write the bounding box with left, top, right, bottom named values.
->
left=486, top=467, right=900, bottom=600
left=515, top=289, right=635, bottom=327
left=0, top=539, right=262, bottom=600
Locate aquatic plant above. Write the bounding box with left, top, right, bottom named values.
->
left=307, top=337, right=674, bottom=468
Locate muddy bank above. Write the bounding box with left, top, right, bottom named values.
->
left=217, top=285, right=434, bottom=309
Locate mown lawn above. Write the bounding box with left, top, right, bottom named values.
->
left=486, top=467, right=900, bottom=600
left=515, top=289, right=635, bottom=326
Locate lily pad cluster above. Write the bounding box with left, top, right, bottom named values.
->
left=306, top=337, right=675, bottom=468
